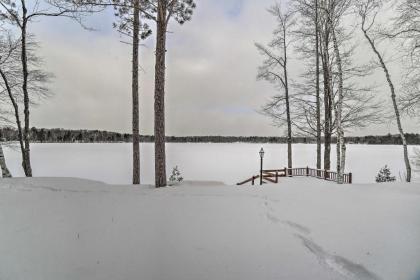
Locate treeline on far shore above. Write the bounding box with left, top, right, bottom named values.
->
left=0, top=127, right=420, bottom=145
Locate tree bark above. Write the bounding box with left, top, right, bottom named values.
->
left=283, top=26, right=292, bottom=170
left=322, top=44, right=331, bottom=171
left=132, top=0, right=140, bottom=185
left=362, top=29, right=412, bottom=182
left=0, top=145, right=12, bottom=178
left=154, top=0, right=167, bottom=188
left=319, top=4, right=332, bottom=172
left=20, top=1, right=32, bottom=177
left=315, top=0, right=322, bottom=172
left=341, top=140, right=346, bottom=174
left=332, top=24, right=344, bottom=184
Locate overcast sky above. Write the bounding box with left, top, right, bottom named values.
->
left=27, top=0, right=419, bottom=137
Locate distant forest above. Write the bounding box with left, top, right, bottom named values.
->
left=0, top=127, right=420, bottom=145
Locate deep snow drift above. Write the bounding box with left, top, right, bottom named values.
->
left=1, top=177, right=419, bottom=280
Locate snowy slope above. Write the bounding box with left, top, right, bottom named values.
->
left=0, top=178, right=419, bottom=280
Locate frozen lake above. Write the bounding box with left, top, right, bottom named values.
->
left=3, top=143, right=419, bottom=185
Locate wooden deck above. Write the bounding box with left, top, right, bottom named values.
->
left=237, top=167, right=352, bottom=185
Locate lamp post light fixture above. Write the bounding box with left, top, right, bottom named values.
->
left=259, top=147, right=265, bottom=185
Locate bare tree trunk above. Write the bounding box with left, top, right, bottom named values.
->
left=332, top=26, right=344, bottom=184
left=341, top=140, right=346, bottom=173
left=326, top=69, right=333, bottom=172
left=362, top=29, right=412, bottom=182
left=283, top=27, right=292, bottom=170
left=154, top=1, right=167, bottom=188
left=132, top=0, right=140, bottom=185
left=20, top=2, right=32, bottom=177
left=0, top=69, right=26, bottom=173
left=322, top=49, right=332, bottom=171
left=319, top=8, right=332, bottom=172
left=315, top=0, right=322, bottom=172
left=0, top=145, right=12, bottom=178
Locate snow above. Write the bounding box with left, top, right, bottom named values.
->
left=0, top=177, right=419, bottom=280
left=3, top=143, right=420, bottom=185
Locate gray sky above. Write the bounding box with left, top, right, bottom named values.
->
left=28, top=0, right=419, bottom=136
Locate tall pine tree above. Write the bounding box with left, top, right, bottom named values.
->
left=112, top=0, right=152, bottom=185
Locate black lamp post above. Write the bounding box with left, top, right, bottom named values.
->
left=259, top=147, right=265, bottom=185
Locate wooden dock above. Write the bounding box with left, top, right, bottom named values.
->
left=237, top=167, right=352, bottom=185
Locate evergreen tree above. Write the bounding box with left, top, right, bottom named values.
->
left=112, top=0, right=152, bottom=185
left=375, top=165, right=396, bottom=183
left=168, top=166, right=183, bottom=186
left=151, top=0, right=196, bottom=188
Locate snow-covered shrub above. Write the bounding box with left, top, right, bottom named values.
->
left=169, top=166, right=183, bottom=186
left=375, top=165, right=396, bottom=183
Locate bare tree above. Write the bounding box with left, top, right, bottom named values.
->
left=390, top=0, right=420, bottom=62
left=257, top=2, right=295, bottom=171
left=0, top=0, right=98, bottom=177
left=358, top=0, right=412, bottom=182
left=292, top=0, right=382, bottom=178
left=318, top=0, right=333, bottom=171
left=324, top=0, right=351, bottom=183
left=0, top=33, right=24, bottom=163
left=331, top=25, right=345, bottom=183
left=0, top=31, right=51, bottom=176
left=385, top=0, right=420, bottom=115
left=400, top=75, right=420, bottom=116
left=292, top=0, right=322, bottom=170
left=314, top=0, right=321, bottom=171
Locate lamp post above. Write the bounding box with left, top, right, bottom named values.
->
left=259, top=147, right=265, bottom=185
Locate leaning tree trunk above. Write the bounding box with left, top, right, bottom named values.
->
left=362, top=29, right=412, bottom=182
left=315, top=0, right=322, bottom=172
left=0, top=145, right=12, bottom=178
left=132, top=0, right=140, bottom=185
left=332, top=26, right=344, bottom=184
left=154, top=2, right=168, bottom=188
left=0, top=69, right=26, bottom=175
left=21, top=8, right=32, bottom=177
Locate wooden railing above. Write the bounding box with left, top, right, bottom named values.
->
left=286, top=167, right=352, bottom=184
left=237, top=167, right=352, bottom=185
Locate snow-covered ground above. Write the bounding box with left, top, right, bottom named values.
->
left=3, top=143, right=420, bottom=184
left=0, top=177, right=419, bottom=280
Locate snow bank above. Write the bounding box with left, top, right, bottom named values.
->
left=0, top=177, right=419, bottom=280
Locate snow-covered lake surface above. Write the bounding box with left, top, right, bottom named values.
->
left=3, top=143, right=420, bottom=184
left=0, top=177, right=419, bottom=280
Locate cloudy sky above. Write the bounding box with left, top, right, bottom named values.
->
left=27, top=0, right=418, bottom=136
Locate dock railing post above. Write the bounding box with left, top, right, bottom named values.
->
left=306, top=166, right=309, bottom=176
left=349, top=173, right=352, bottom=184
